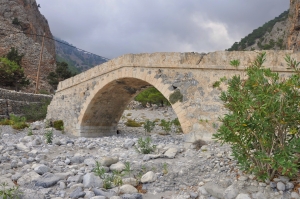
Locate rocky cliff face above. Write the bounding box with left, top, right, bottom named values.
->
left=0, top=0, right=56, bottom=92
left=286, top=0, right=300, bottom=51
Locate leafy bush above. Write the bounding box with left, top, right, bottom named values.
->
left=213, top=52, right=300, bottom=181
left=53, top=120, right=64, bottom=130
left=169, top=89, right=183, bottom=104
left=135, top=137, right=156, bottom=154
left=0, top=57, right=29, bottom=90
left=22, top=99, right=51, bottom=122
left=160, top=119, right=172, bottom=133
left=0, top=114, right=28, bottom=130
left=125, top=119, right=142, bottom=127
left=143, top=119, right=155, bottom=133
left=171, top=118, right=183, bottom=134
left=45, top=130, right=53, bottom=144
left=93, top=161, right=106, bottom=179
left=135, top=87, right=170, bottom=107
left=0, top=182, right=22, bottom=199
left=12, top=18, right=20, bottom=25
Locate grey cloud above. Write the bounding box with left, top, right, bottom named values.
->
left=36, top=0, right=289, bottom=59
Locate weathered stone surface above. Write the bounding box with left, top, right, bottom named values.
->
left=33, top=164, right=50, bottom=175
left=119, top=184, right=138, bottom=194
left=17, top=171, right=40, bottom=186
left=47, top=51, right=300, bottom=140
left=203, top=181, right=226, bottom=198
left=69, top=187, right=86, bottom=199
left=223, top=184, right=239, bottom=199
left=100, top=156, right=119, bottom=167
left=34, top=172, right=60, bottom=188
left=141, top=171, right=157, bottom=183
left=110, top=161, right=125, bottom=172
left=93, top=188, right=116, bottom=197
left=82, top=173, right=102, bottom=188
left=164, top=147, right=178, bottom=158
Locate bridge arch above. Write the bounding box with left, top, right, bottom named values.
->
left=77, top=75, right=185, bottom=137
left=47, top=51, right=295, bottom=141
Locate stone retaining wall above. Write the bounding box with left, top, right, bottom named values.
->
left=0, top=88, right=52, bottom=119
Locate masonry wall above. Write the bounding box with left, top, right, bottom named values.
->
left=0, top=88, right=52, bottom=119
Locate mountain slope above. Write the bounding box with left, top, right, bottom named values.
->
left=0, top=0, right=56, bottom=92
left=227, top=10, right=288, bottom=51
left=55, top=37, right=109, bottom=72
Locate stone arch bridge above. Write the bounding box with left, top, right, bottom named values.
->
left=47, top=50, right=298, bottom=141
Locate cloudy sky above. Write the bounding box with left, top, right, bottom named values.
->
left=36, top=0, right=289, bottom=59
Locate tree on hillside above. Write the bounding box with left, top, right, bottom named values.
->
left=0, top=57, right=30, bottom=90
left=47, top=61, right=77, bottom=90
left=6, top=47, right=24, bottom=65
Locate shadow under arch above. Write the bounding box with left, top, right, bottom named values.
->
left=77, top=77, right=184, bottom=137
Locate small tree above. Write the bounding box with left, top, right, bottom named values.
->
left=0, top=57, right=29, bottom=90
left=47, top=61, right=76, bottom=89
left=213, top=52, right=300, bottom=181
left=6, top=47, right=23, bottom=65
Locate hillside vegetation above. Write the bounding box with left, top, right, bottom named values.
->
left=228, top=10, right=288, bottom=51
left=55, top=37, right=109, bottom=72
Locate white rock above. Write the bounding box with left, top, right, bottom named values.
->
left=100, top=156, right=119, bottom=167
left=123, top=139, right=135, bottom=149
left=141, top=171, right=157, bottom=183
left=15, top=143, right=30, bottom=152
left=122, top=177, right=138, bottom=186
left=119, top=184, right=138, bottom=194
left=83, top=173, right=103, bottom=188
left=33, top=164, right=50, bottom=175
left=223, top=184, right=239, bottom=199
left=17, top=171, right=40, bottom=186
left=0, top=177, right=15, bottom=190
left=198, top=187, right=208, bottom=196
left=164, top=148, right=178, bottom=158
left=84, top=158, right=96, bottom=167
left=291, top=192, right=300, bottom=199
left=236, top=193, right=251, bottom=199
left=110, top=162, right=125, bottom=172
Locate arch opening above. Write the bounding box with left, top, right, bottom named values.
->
left=78, top=77, right=183, bottom=137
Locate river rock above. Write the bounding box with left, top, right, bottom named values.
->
left=141, top=171, right=157, bottom=183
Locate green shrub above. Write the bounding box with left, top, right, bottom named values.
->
left=93, top=161, right=106, bottom=179
left=45, top=130, right=53, bottom=144
left=12, top=18, right=20, bottom=25
left=213, top=52, right=300, bottom=181
left=143, top=120, right=155, bottom=133
left=160, top=119, right=172, bottom=133
left=0, top=57, right=29, bottom=90
left=135, top=87, right=170, bottom=107
left=0, top=182, right=22, bottom=199
left=53, top=120, right=64, bottom=130
left=135, top=137, right=156, bottom=154
left=22, top=99, right=51, bottom=122
left=0, top=114, right=28, bottom=130
left=27, top=128, right=33, bottom=136
left=125, top=119, right=142, bottom=127
left=0, top=119, right=12, bottom=125
left=169, top=89, right=183, bottom=104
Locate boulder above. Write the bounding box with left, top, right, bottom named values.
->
left=100, top=156, right=119, bottom=167
left=83, top=173, right=103, bottom=188
left=141, top=171, right=157, bottom=183
left=119, top=184, right=138, bottom=194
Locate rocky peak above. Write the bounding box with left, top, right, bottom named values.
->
left=0, top=0, right=56, bottom=92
